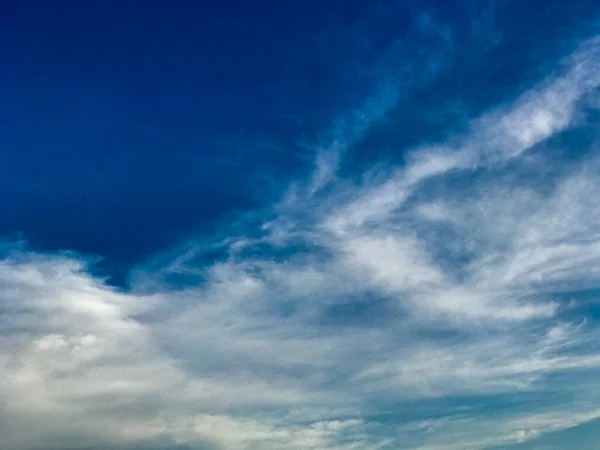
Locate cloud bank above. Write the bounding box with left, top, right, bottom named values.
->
left=3, top=13, right=600, bottom=450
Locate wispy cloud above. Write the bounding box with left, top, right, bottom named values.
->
left=2, top=18, right=600, bottom=450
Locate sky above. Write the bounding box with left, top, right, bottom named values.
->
left=2, top=1, right=600, bottom=449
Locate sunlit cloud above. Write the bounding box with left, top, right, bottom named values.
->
left=2, top=9, right=600, bottom=450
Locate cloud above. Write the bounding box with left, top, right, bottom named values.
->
left=2, top=20, right=600, bottom=450
left=323, top=37, right=600, bottom=236
left=394, top=407, right=600, bottom=450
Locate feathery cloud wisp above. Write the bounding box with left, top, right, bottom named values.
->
left=2, top=20, right=600, bottom=450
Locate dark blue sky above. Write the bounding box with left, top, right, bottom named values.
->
left=1, top=0, right=378, bottom=272
left=1, top=1, right=597, bottom=284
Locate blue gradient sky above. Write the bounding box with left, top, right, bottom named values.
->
left=2, top=1, right=600, bottom=449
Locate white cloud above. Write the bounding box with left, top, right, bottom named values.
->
left=2, top=32, right=600, bottom=450
left=324, top=38, right=600, bottom=236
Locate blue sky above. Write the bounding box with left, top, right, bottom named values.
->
left=2, top=1, right=600, bottom=449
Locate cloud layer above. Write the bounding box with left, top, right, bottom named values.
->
left=3, top=13, right=600, bottom=450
